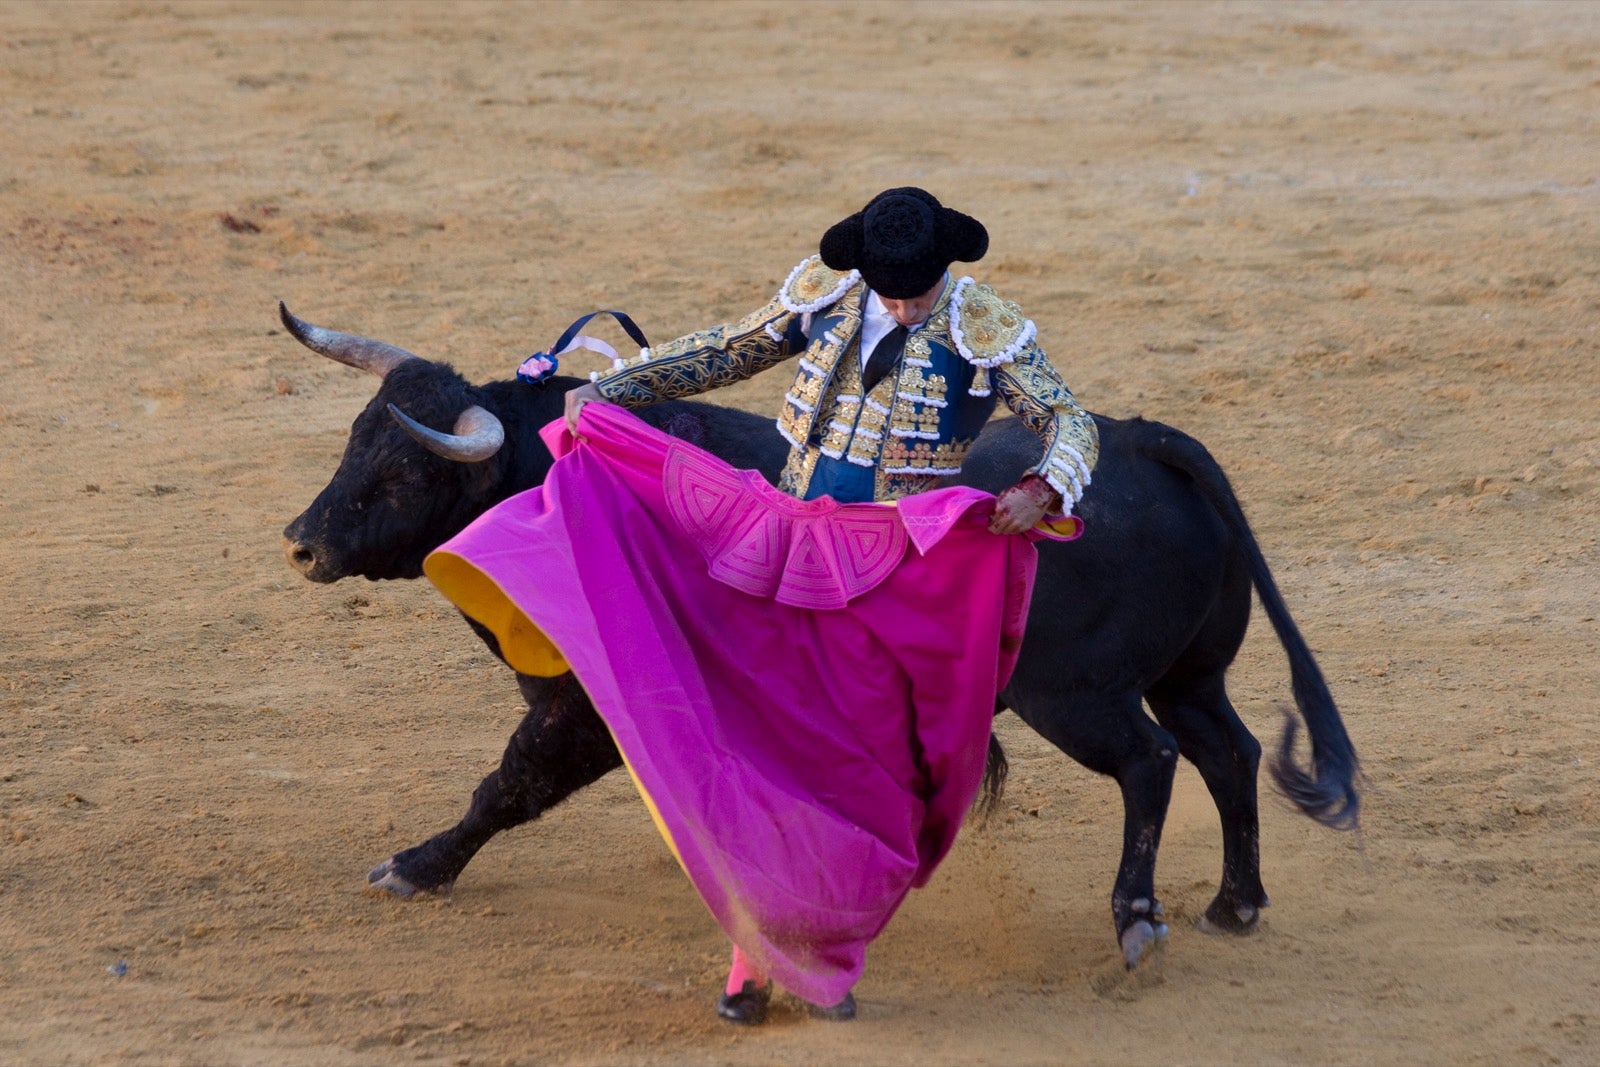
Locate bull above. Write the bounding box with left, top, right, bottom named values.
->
left=278, top=303, right=1359, bottom=968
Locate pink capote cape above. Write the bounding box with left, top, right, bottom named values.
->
left=424, top=404, right=1075, bottom=1006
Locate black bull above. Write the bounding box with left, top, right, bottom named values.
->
left=278, top=304, right=1358, bottom=969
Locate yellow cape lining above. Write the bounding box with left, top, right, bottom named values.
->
left=422, top=549, right=685, bottom=869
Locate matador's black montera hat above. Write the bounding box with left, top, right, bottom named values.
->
left=819, top=187, right=989, bottom=299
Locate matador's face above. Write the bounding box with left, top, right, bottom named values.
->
left=876, top=275, right=948, bottom=328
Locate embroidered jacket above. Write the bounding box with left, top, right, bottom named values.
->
left=594, top=256, right=1099, bottom=507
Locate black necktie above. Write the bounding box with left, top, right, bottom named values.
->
left=862, top=324, right=908, bottom=393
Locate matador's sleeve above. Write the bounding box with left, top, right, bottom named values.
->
left=592, top=295, right=809, bottom=407
left=991, top=343, right=1100, bottom=510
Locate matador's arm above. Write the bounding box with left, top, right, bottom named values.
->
left=592, top=296, right=809, bottom=407
left=991, top=342, right=1100, bottom=513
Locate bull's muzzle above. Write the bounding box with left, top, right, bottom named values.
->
left=281, top=530, right=333, bottom=583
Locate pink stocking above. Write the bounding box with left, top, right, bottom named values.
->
left=724, top=944, right=769, bottom=995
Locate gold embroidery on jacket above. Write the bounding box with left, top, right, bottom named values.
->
left=779, top=445, right=822, bottom=496
left=992, top=344, right=1099, bottom=503
left=595, top=295, right=796, bottom=406
left=876, top=469, right=947, bottom=501
left=781, top=256, right=857, bottom=313
left=597, top=264, right=1099, bottom=506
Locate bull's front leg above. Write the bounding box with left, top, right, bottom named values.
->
left=368, top=672, right=622, bottom=897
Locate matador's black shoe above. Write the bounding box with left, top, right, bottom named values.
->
left=807, top=991, right=857, bottom=1021
left=716, top=981, right=772, bottom=1026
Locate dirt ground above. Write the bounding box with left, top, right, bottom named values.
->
left=2, top=2, right=1597, bottom=1064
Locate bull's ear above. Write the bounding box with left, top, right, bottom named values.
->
left=388, top=403, right=505, bottom=463
left=279, top=303, right=418, bottom=379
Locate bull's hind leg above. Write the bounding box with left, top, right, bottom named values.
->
left=1145, top=673, right=1269, bottom=934
left=1009, top=690, right=1178, bottom=969
left=368, top=672, right=622, bottom=897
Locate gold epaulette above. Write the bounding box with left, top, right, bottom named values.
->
left=779, top=255, right=860, bottom=315
left=949, top=278, right=1037, bottom=369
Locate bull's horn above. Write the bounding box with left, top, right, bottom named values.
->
left=279, top=302, right=417, bottom=379
left=387, top=403, right=505, bottom=463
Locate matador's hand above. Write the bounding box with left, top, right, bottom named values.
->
left=989, top=475, right=1061, bottom=535
left=563, top=382, right=606, bottom=436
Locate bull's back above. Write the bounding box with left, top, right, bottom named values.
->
left=964, top=416, right=1241, bottom=695
left=637, top=400, right=789, bottom=485
left=626, top=403, right=1247, bottom=695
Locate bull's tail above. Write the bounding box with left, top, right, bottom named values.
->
left=1138, top=422, right=1361, bottom=830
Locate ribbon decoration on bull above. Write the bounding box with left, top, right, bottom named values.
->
left=517, top=310, right=653, bottom=384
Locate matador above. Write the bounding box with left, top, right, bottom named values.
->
left=565, top=186, right=1099, bottom=533
left=552, top=187, right=1101, bottom=1022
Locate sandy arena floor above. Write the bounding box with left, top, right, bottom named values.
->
left=2, top=2, right=1597, bottom=1064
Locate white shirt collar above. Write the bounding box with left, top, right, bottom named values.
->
left=859, top=276, right=945, bottom=366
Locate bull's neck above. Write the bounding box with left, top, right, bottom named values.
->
left=477, top=376, right=583, bottom=493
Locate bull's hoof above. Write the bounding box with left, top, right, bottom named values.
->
left=365, top=857, right=451, bottom=899
left=1119, top=921, right=1166, bottom=969
left=1196, top=894, right=1267, bottom=935
left=1119, top=899, right=1170, bottom=969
